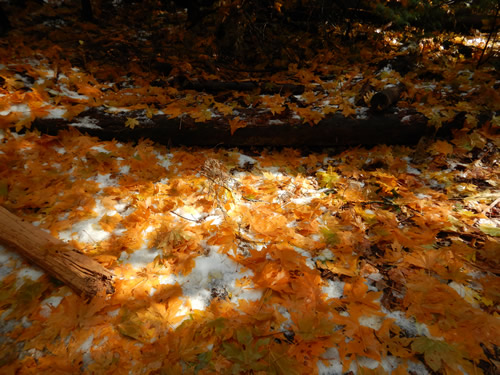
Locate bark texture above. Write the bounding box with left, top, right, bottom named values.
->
left=181, top=79, right=305, bottom=95
left=32, top=107, right=432, bottom=147
left=0, top=206, right=114, bottom=298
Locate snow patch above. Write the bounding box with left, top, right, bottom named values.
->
left=40, top=296, right=64, bottom=318
left=45, top=107, right=67, bottom=119
left=179, top=247, right=256, bottom=311
left=70, top=116, right=101, bottom=129
left=317, top=347, right=343, bottom=375
left=122, top=248, right=162, bottom=269
left=322, top=279, right=344, bottom=299
left=268, top=119, right=284, bottom=125
left=406, top=165, right=421, bottom=175
left=0, top=103, right=31, bottom=116
left=238, top=154, right=257, bottom=167
left=17, top=267, right=44, bottom=283
left=359, top=315, right=384, bottom=330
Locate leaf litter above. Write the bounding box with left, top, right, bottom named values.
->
left=0, top=1, right=499, bottom=374
left=0, top=120, right=499, bottom=374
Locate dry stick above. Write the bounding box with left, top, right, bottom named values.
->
left=482, top=196, right=500, bottom=215
left=0, top=206, right=114, bottom=298
left=170, top=210, right=200, bottom=222
left=473, top=196, right=500, bottom=227
left=477, top=3, right=500, bottom=68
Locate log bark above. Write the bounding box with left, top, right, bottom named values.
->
left=0, top=3, right=10, bottom=36
left=81, top=0, right=94, bottom=21
left=32, top=106, right=431, bottom=147
left=181, top=79, right=305, bottom=95
left=0, top=206, right=114, bottom=298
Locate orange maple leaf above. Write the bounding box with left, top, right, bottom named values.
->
left=432, top=140, right=454, bottom=155
left=229, top=116, right=246, bottom=135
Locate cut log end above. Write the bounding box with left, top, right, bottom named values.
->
left=85, top=275, right=115, bottom=297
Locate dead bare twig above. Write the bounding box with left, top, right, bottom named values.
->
left=477, top=3, right=500, bottom=68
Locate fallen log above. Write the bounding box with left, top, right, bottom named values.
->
left=181, top=79, right=305, bottom=95
left=0, top=206, right=114, bottom=298
left=32, top=106, right=431, bottom=147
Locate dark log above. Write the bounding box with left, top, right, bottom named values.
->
left=370, top=83, right=406, bottom=112
left=0, top=206, right=114, bottom=298
left=0, top=4, right=11, bottom=36
left=182, top=79, right=305, bottom=95
left=81, top=0, right=94, bottom=21
left=32, top=106, right=430, bottom=147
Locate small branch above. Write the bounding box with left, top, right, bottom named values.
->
left=482, top=196, right=500, bottom=216
left=477, top=3, right=500, bottom=68
left=170, top=210, right=201, bottom=222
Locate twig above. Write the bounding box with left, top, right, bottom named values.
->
left=170, top=210, right=199, bottom=222
left=477, top=3, right=500, bottom=68
left=241, top=196, right=268, bottom=203
left=361, top=199, right=423, bottom=215
left=235, top=232, right=267, bottom=244
left=482, top=197, right=500, bottom=215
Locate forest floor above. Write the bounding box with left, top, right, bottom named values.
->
left=0, top=1, right=499, bottom=374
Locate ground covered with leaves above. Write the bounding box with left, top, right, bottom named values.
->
left=0, top=123, right=499, bottom=374
left=0, top=1, right=500, bottom=374
left=0, top=0, right=499, bottom=132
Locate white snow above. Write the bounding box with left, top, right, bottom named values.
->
left=238, top=154, right=257, bottom=167
left=16, top=267, right=44, bottom=285
left=45, top=107, right=67, bottom=119
left=322, top=279, right=344, bottom=299
left=123, top=248, right=162, bottom=269
left=358, top=315, right=384, bottom=330
left=70, top=116, right=101, bottom=129
left=0, top=103, right=31, bottom=116
left=40, top=295, right=64, bottom=318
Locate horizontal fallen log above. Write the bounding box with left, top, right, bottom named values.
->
left=181, top=79, right=305, bottom=95
left=32, top=107, right=431, bottom=147
left=0, top=206, right=114, bottom=298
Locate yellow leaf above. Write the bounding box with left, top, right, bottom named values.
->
left=214, top=101, right=234, bottom=116
left=341, top=103, right=356, bottom=117
left=125, top=117, right=139, bottom=129
left=62, top=104, right=86, bottom=120
left=464, top=114, right=478, bottom=128
left=260, top=94, right=285, bottom=115
left=190, top=108, right=212, bottom=122
left=316, top=166, right=339, bottom=188
left=99, top=213, right=122, bottom=232
left=491, top=115, right=500, bottom=127
left=288, top=103, right=323, bottom=125
left=15, top=116, right=34, bottom=132
left=78, top=84, right=102, bottom=97
left=145, top=106, right=157, bottom=119
left=163, top=101, right=185, bottom=118
left=316, top=259, right=357, bottom=277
